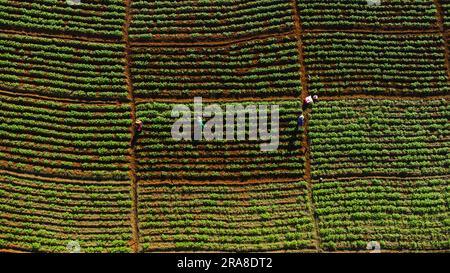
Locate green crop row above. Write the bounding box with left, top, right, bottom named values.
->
left=313, top=178, right=449, bottom=251
left=298, top=0, right=438, bottom=29
left=130, top=0, right=294, bottom=42
left=0, top=33, right=127, bottom=100
left=138, top=181, right=315, bottom=252
left=0, top=173, right=132, bottom=253
left=0, top=94, right=131, bottom=180
left=131, top=35, right=302, bottom=99
left=304, top=32, right=450, bottom=96
left=0, top=0, right=125, bottom=39
left=309, top=99, right=450, bottom=178
left=135, top=100, right=304, bottom=181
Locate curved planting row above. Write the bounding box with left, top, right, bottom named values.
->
left=0, top=0, right=125, bottom=39
left=0, top=33, right=127, bottom=100
left=297, top=0, right=438, bottom=30
left=303, top=32, right=450, bottom=96
left=138, top=181, right=315, bottom=252
left=135, top=100, right=305, bottom=181
left=0, top=94, right=131, bottom=181
left=313, top=178, right=449, bottom=251
left=129, top=0, right=294, bottom=42
left=0, top=173, right=132, bottom=253
left=131, top=35, right=301, bottom=99
left=309, top=99, right=450, bottom=178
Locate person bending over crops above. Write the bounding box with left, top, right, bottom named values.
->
left=298, top=114, right=305, bottom=127
left=131, top=119, right=143, bottom=146
left=135, top=119, right=143, bottom=133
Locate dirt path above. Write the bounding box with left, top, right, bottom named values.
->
left=291, top=0, right=321, bottom=253
left=305, top=28, right=440, bottom=35
left=319, top=174, right=450, bottom=182
left=318, top=94, right=450, bottom=101
left=123, top=0, right=140, bottom=254
left=0, top=23, right=440, bottom=48
left=131, top=31, right=295, bottom=48
left=139, top=177, right=303, bottom=186
left=434, top=0, right=450, bottom=79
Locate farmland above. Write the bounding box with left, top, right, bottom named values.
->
left=131, top=36, right=302, bottom=99
left=303, top=32, right=450, bottom=96
left=0, top=0, right=449, bottom=253
left=138, top=181, right=315, bottom=252
left=135, top=101, right=304, bottom=181
left=309, top=99, right=449, bottom=178
left=129, top=0, right=295, bottom=42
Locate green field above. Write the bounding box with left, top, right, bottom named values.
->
left=0, top=0, right=448, bottom=253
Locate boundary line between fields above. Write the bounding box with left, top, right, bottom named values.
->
left=291, top=0, right=322, bottom=253
left=123, top=0, right=140, bottom=254
left=305, top=28, right=441, bottom=35
left=318, top=175, right=450, bottom=182
left=318, top=94, right=450, bottom=101
left=136, top=174, right=450, bottom=186
left=1, top=91, right=444, bottom=108
left=139, top=177, right=303, bottom=186
left=131, top=31, right=296, bottom=47
left=0, top=27, right=443, bottom=48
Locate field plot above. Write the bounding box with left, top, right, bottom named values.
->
left=138, top=181, right=315, bottom=252
left=0, top=0, right=125, bottom=39
left=309, top=99, right=449, bottom=179
left=0, top=33, right=127, bottom=100
left=303, top=32, right=450, bottom=96
left=135, top=101, right=304, bottom=181
left=313, top=177, right=449, bottom=251
left=0, top=94, right=131, bottom=181
left=131, top=35, right=301, bottom=99
left=129, top=0, right=294, bottom=42
left=297, top=0, right=438, bottom=30
left=0, top=173, right=133, bottom=253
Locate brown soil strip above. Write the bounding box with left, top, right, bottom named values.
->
left=0, top=89, right=124, bottom=105
left=434, top=0, right=450, bottom=79
left=0, top=27, right=441, bottom=47
left=319, top=174, right=450, bottom=182
left=318, top=94, right=450, bottom=101
left=123, top=0, right=140, bottom=253
left=139, top=177, right=303, bottom=186
left=0, top=28, right=120, bottom=44
left=130, top=31, right=295, bottom=48
left=305, top=28, right=441, bottom=35
left=0, top=248, right=28, bottom=253
left=292, top=0, right=321, bottom=253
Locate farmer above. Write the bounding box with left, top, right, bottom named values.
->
left=313, top=95, right=319, bottom=102
left=135, top=119, right=143, bottom=133
left=298, top=114, right=305, bottom=127
left=304, top=95, right=314, bottom=106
